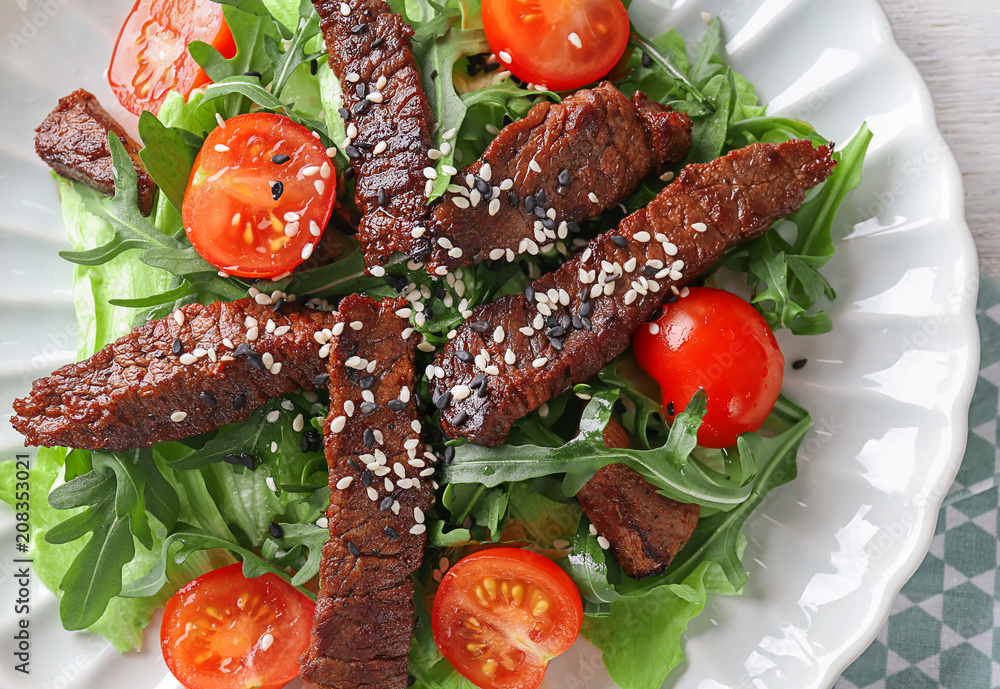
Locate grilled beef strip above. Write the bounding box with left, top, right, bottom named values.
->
left=314, top=0, right=436, bottom=267
left=424, top=83, right=693, bottom=273
left=577, top=419, right=699, bottom=579
left=34, top=89, right=156, bottom=216
left=431, top=139, right=835, bottom=444
left=11, top=299, right=339, bottom=452
left=300, top=295, right=433, bottom=689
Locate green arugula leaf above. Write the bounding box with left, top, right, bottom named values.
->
left=564, top=516, right=621, bottom=612
left=137, top=111, right=202, bottom=213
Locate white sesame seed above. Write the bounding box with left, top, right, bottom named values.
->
left=597, top=535, right=611, bottom=550
left=383, top=477, right=395, bottom=492
left=332, top=322, right=345, bottom=336
left=262, top=352, right=275, bottom=368
left=414, top=506, right=425, bottom=523
left=634, top=231, right=651, bottom=242
left=326, top=147, right=338, bottom=157
left=701, top=10, right=712, bottom=24
left=336, top=476, right=353, bottom=490
left=452, top=385, right=471, bottom=400
left=480, top=163, right=492, bottom=182
left=423, top=167, right=439, bottom=180
left=214, top=144, right=230, bottom=152
left=174, top=310, right=185, bottom=326
left=493, top=326, right=505, bottom=343
left=448, top=247, right=463, bottom=259
left=372, top=140, right=387, bottom=155
left=367, top=486, right=379, bottom=501
left=499, top=179, right=513, bottom=191
left=435, top=266, right=448, bottom=276
left=215, top=112, right=226, bottom=129
left=318, top=343, right=331, bottom=358
left=301, top=243, right=314, bottom=260
left=417, top=340, right=435, bottom=352
left=442, top=127, right=458, bottom=140
left=568, top=32, right=582, bottom=48
left=441, top=164, right=458, bottom=175
left=649, top=323, right=660, bottom=334
left=452, top=196, right=470, bottom=209
left=350, top=320, right=363, bottom=330
left=589, top=523, right=598, bottom=536
left=314, top=180, right=325, bottom=194
left=410, top=523, right=427, bottom=535
left=260, top=632, right=274, bottom=651
left=330, top=416, right=347, bottom=433
left=528, top=158, right=542, bottom=174
left=266, top=476, right=277, bottom=491
left=519, top=326, right=533, bottom=336
left=411, top=419, right=422, bottom=433
left=366, top=91, right=384, bottom=103
left=532, top=357, right=548, bottom=368
left=179, top=353, right=197, bottom=365
left=488, top=198, right=501, bottom=216
left=292, top=413, right=304, bottom=432
left=320, top=161, right=332, bottom=179
left=660, top=171, right=675, bottom=182
left=499, top=50, right=512, bottom=64
left=300, top=167, right=319, bottom=179
left=624, top=290, right=637, bottom=305
left=692, top=222, right=708, bottom=232
left=485, top=364, right=500, bottom=375
left=504, top=349, right=516, bottom=365
left=170, top=411, right=187, bottom=422
left=340, top=1, right=351, bottom=14
left=369, top=265, right=386, bottom=278
left=344, top=400, right=355, bottom=416
left=266, top=410, right=280, bottom=423
left=664, top=242, right=678, bottom=256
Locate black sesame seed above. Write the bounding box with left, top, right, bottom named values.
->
left=469, top=373, right=485, bottom=389
left=355, top=82, right=367, bottom=98
left=642, top=266, right=658, bottom=277
left=352, top=99, right=372, bottom=116
left=524, top=286, right=535, bottom=301
left=456, top=350, right=473, bottom=363
left=345, top=145, right=361, bottom=159
left=242, top=453, right=257, bottom=470
left=792, top=358, right=808, bottom=370
left=350, top=22, right=368, bottom=34
left=372, top=37, right=385, bottom=49
left=467, top=60, right=483, bottom=76
left=314, top=372, right=330, bottom=386
left=434, top=391, right=452, bottom=409
left=348, top=458, right=361, bottom=471
left=533, top=206, right=547, bottom=219
left=360, top=401, right=378, bottom=414
left=385, top=273, right=406, bottom=291
left=545, top=316, right=559, bottom=328
left=666, top=401, right=676, bottom=416
left=572, top=315, right=584, bottom=329
left=474, top=177, right=491, bottom=196
left=664, top=294, right=679, bottom=304
left=453, top=411, right=469, bottom=425
left=523, top=195, right=536, bottom=213
left=300, top=434, right=312, bottom=453
left=387, top=399, right=406, bottom=411
left=199, top=392, right=218, bottom=406
left=484, top=61, right=501, bottom=73
left=581, top=317, right=592, bottom=330
left=610, top=234, right=627, bottom=248
left=558, top=168, right=572, bottom=186
left=542, top=217, right=556, bottom=231
left=477, top=382, right=489, bottom=398
left=171, top=338, right=183, bottom=355
left=233, top=393, right=246, bottom=411
left=384, top=526, right=400, bottom=539
left=535, top=189, right=546, bottom=206
left=507, top=190, right=519, bottom=208
left=360, top=375, right=376, bottom=390
left=310, top=58, right=318, bottom=75
left=549, top=338, right=564, bottom=351
left=363, top=428, right=376, bottom=447
left=272, top=296, right=286, bottom=312
left=233, top=343, right=255, bottom=358
left=271, top=181, right=284, bottom=200
left=648, top=307, right=663, bottom=323
left=641, top=51, right=652, bottom=67
left=247, top=356, right=266, bottom=372
left=344, top=166, right=356, bottom=181
left=470, top=320, right=490, bottom=333
left=269, top=522, right=284, bottom=539
left=362, top=469, right=373, bottom=487
left=243, top=70, right=262, bottom=79
left=224, top=453, right=241, bottom=465
left=271, top=153, right=291, bottom=165
left=356, top=141, right=372, bottom=150
left=408, top=675, right=416, bottom=687
left=347, top=541, right=361, bottom=556
left=338, top=107, right=351, bottom=121
left=567, top=221, right=581, bottom=234
left=545, top=326, right=566, bottom=338
left=444, top=445, right=456, bottom=463
left=380, top=495, right=395, bottom=512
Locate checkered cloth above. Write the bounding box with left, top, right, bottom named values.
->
left=836, top=274, right=1000, bottom=689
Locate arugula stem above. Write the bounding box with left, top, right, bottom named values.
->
left=629, top=27, right=708, bottom=106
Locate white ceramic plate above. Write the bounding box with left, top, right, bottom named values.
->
left=0, top=1, right=978, bottom=688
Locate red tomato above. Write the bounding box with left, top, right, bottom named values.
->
left=109, top=0, right=236, bottom=115
left=182, top=113, right=336, bottom=279
left=160, top=563, right=315, bottom=689
left=482, top=0, right=631, bottom=91
left=432, top=548, right=583, bottom=689
left=633, top=287, right=785, bottom=449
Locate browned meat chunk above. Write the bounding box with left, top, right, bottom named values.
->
left=576, top=420, right=699, bottom=579
left=314, top=0, right=436, bottom=267
left=11, top=299, right=338, bottom=452
left=431, top=139, right=835, bottom=444
left=34, top=89, right=156, bottom=216
left=300, top=295, right=433, bottom=689
left=424, top=83, right=692, bottom=272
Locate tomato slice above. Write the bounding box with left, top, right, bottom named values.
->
left=109, top=0, right=236, bottom=115
left=160, top=563, right=315, bottom=689
left=432, top=548, right=583, bottom=689
left=481, top=0, right=631, bottom=91
left=182, top=113, right=336, bottom=279
left=632, top=287, right=785, bottom=449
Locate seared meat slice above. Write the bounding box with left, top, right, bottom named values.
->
left=35, top=89, right=156, bottom=216
left=11, top=299, right=338, bottom=452
left=577, top=420, right=699, bottom=579
left=424, top=83, right=693, bottom=273
left=432, top=139, right=835, bottom=444
left=299, top=295, right=433, bottom=689
left=314, top=0, right=435, bottom=267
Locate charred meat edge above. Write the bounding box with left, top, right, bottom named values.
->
left=577, top=419, right=700, bottom=579
left=313, top=0, right=436, bottom=267
left=34, top=89, right=157, bottom=216
left=11, top=299, right=339, bottom=452
left=424, top=82, right=693, bottom=273
left=431, top=139, right=836, bottom=444
left=299, top=295, right=433, bottom=689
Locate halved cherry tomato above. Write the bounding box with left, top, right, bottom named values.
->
left=160, top=563, right=315, bottom=689
left=481, top=0, right=631, bottom=91
left=182, top=113, right=336, bottom=279
left=109, top=0, right=236, bottom=115
left=633, top=287, right=785, bottom=449
left=432, top=548, right=583, bottom=689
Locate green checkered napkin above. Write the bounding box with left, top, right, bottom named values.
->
left=835, top=274, right=1000, bottom=689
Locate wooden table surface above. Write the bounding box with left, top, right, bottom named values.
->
left=879, top=0, right=999, bottom=275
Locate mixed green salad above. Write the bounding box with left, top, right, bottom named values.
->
left=1, top=0, right=873, bottom=687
